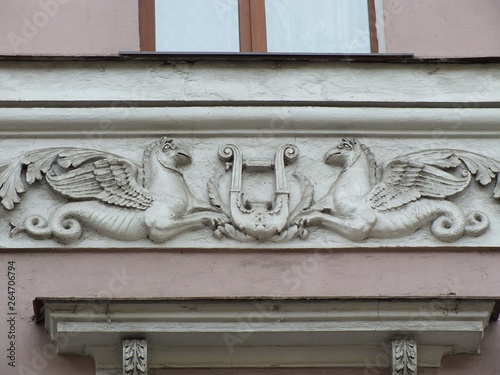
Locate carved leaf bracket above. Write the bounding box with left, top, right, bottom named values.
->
left=123, top=339, right=147, bottom=375
left=392, top=339, right=417, bottom=375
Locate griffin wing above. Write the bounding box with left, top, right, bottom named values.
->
left=369, top=159, right=471, bottom=211
left=0, top=147, right=151, bottom=210
left=369, top=149, right=500, bottom=211
left=46, top=158, right=153, bottom=210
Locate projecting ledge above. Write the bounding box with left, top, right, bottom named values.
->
left=37, top=298, right=495, bottom=374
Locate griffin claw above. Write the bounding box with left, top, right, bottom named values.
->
left=9, top=221, right=25, bottom=237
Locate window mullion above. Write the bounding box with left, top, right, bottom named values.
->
left=249, top=0, right=267, bottom=52
left=239, top=0, right=267, bottom=52
left=368, top=0, right=379, bottom=53
left=139, top=0, right=156, bottom=51
left=238, top=0, right=253, bottom=52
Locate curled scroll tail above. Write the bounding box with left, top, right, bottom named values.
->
left=429, top=203, right=489, bottom=242
left=10, top=211, right=82, bottom=244
left=464, top=211, right=489, bottom=237
left=11, top=202, right=147, bottom=244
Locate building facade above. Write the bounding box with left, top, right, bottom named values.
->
left=0, top=1, right=499, bottom=374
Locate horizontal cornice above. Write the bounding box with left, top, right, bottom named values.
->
left=0, top=106, right=498, bottom=138
left=40, top=298, right=494, bottom=370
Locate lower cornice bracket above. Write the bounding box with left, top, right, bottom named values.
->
left=123, top=339, right=147, bottom=375
left=392, top=338, right=417, bottom=375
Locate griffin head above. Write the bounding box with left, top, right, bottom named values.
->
left=324, top=138, right=361, bottom=168
left=157, top=137, right=192, bottom=167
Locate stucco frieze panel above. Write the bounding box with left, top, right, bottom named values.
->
left=0, top=136, right=498, bottom=249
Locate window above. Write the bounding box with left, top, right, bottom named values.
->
left=139, top=0, right=378, bottom=53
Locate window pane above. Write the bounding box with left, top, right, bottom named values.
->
left=155, top=0, right=240, bottom=52
left=265, top=0, right=371, bottom=53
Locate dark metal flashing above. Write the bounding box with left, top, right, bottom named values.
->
left=0, top=52, right=500, bottom=64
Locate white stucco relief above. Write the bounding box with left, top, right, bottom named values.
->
left=123, top=339, right=147, bottom=375
left=392, top=339, right=417, bottom=375
left=2, top=137, right=227, bottom=244
left=0, top=137, right=498, bottom=246
left=209, top=143, right=311, bottom=242
left=296, top=138, right=496, bottom=242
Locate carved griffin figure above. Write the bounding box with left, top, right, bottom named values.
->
left=297, top=139, right=500, bottom=242
left=0, top=137, right=227, bottom=244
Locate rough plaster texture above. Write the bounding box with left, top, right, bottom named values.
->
left=383, top=0, right=500, bottom=57
left=0, top=0, right=139, bottom=54
left=0, top=61, right=499, bottom=103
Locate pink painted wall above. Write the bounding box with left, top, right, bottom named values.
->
left=1, top=0, right=499, bottom=57
left=383, top=0, right=500, bottom=57
left=0, top=0, right=139, bottom=55
left=1, top=250, right=499, bottom=373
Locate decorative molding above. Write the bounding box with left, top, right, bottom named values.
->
left=4, top=137, right=228, bottom=244
left=40, top=298, right=494, bottom=372
left=2, top=107, right=500, bottom=138
left=123, top=339, right=147, bottom=375
left=1, top=137, right=498, bottom=246
left=392, top=339, right=417, bottom=375
left=1, top=61, right=500, bottom=139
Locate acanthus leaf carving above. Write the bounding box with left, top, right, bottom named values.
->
left=123, top=339, right=147, bottom=375
left=495, top=177, right=500, bottom=199
left=392, top=339, right=417, bottom=375
left=288, top=173, right=314, bottom=225
left=0, top=147, right=122, bottom=210
left=207, top=172, right=231, bottom=217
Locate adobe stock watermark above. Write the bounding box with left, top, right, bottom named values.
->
left=7, top=0, right=73, bottom=53
left=362, top=275, right=462, bottom=375
left=251, top=107, right=291, bottom=147
left=77, top=99, right=146, bottom=149
left=223, top=250, right=326, bottom=353
left=213, top=0, right=238, bottom=21
left=431, top=75, right=492, bottom=140
left=15, top=267, right=135, bottom=375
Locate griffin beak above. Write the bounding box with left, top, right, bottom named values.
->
left=176, top=149, right=192, bottom=166
left=324, top=149, right=342, bottom=164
